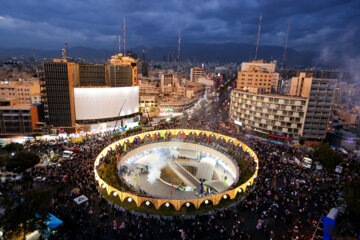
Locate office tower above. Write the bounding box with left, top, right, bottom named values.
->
left=291, top=72, right=337, bottom=139
left=108, top=53, right=138, bottom=87
left=42, top=54, right=139, bottom=129
left=75, top=63, right=107, bottom=87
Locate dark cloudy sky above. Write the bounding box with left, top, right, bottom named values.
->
left=0, top=0, right=359, bottom=53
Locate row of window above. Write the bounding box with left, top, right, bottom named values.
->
left=232, top=92, right=306, bottom=105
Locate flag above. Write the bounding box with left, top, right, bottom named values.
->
left=123, top=143, right=127, bottom=152
left=200, top=182, right=204, bottom=194
left=135, top=137, right=138, bottom=144
left=152, top=134, right=155, bottom=141
left=116, top=153, right=120, bottom=162
left=160, top=132, right=165, bottom=140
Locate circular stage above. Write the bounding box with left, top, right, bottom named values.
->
left=94, top=129, right=259, bottom=214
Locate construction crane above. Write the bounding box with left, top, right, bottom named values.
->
left=113, top=99, right=126, bottom=134
left=255, top=15, right=262, bottom=60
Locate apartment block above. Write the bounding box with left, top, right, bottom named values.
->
left=230, top=89, right=307, bottom=139
left=290, top=73, right=337, bottom=139
left=237, top=65, right=279, bottom=94
left=190, top=67, right=205, bottom=82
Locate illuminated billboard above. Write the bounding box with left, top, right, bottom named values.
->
left=74, top=87, right=139, bottom=121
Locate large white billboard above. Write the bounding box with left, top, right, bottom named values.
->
left=74, top=87, right=139, bottom=121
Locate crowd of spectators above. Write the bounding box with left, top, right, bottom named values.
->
left=0, top=91, right=359, bottom=239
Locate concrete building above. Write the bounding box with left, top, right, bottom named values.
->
left=237, top=65, right=279, bottom=94
left=290, top=72, right=337, bottom=139
left=159, top=97, right=197, bottom=117
left=108, top=53, right=138, bottom=87
left=75, top=63, right=107, bottom=87
left=241, top=60, right=276, bottom=73
left=139, top=95, right=158, bottom=118
left=0, top=81, right=32, bottom=105
left=43, top=59, right=76, bottom=127
left=190, top=67, right=205, bottom=82
left=42, top=55, right=139, bottom=129
left=161, top=73, right=177, bottom=94
left=0, top=99, right=39, bottom=135
left=230, top=89, right=307, bottom=140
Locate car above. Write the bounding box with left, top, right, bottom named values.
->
left=34, top=176, right=46, bottom=182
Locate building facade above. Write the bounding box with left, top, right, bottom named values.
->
left=230, top=89, right=307, bottom=139
left=290, top=73, right=337, bottom=139
left=42, top=54, right=139, bottom=128
left=241, top=60, right=276, bottom=73
left=0, top=104, right=37, bottom=135
left=190, top=67, right=205, bottom=82
left=237, top=66, right=279, bottom=94
left=43, top=60, right=75, bottom=127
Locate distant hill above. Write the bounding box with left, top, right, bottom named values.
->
left=0, top=43, right=317, bottom=66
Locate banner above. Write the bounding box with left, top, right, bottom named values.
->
left=74, top=195, right=88, bottom=205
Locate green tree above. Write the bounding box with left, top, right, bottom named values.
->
left=343, top=180, right=360, bottom=217
left=0, top=189, right=51, bottom=239
left=5, top=152, right=40, bottom=173
left=312, top=143, right=342, bottom=169
left=3, top=142, right=24, bottom=153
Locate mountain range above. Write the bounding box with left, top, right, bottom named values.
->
left=0, top=43, right=318, bottom=67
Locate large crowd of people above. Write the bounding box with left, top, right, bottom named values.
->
left=0, top=90, right=359, bottom=239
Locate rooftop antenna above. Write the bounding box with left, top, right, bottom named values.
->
left=62, top=41, right=68, bottom=59
left=123, top=17, right=126, bottom=56
left=118, top=34, right=121, bottom=54
left=177, top=32, right=181, bottom=71
left=255, top=15, right=262, bottom=60
left=283, top=19, right=291, bottom=66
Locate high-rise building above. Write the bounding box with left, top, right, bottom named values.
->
left=230, top=90, right=307, bottom=140
left=290, top=72, right=337, bottom=139
left=75, top=63, right=107, bottom=87
left=43, top=59, right=76, bottom=127
left=237, top=65, right=279, bottom=94
left=190, top=67, right=205, bottom=82
left=108, top=53, right=138, bottom=87
left=230, top=71, right=337, bottom=141
left=42, top=54, right=139, bottom=129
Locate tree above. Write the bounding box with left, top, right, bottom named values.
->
left=3, top=142, right=24, bottom=153
left=5, top=152, right=40, bottom=173
left=312, top=143, right=342, bottom=169
left=0, top=189, right=51, bottom=239
left=343, top=180, right=360, bottom=217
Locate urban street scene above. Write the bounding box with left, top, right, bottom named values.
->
left=0, top=0, right=359, bottom=239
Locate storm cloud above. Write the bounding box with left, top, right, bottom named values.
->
left=0, top=0, right=359, bottom=55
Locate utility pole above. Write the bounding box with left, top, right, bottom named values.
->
left=118, top=34, right=121, bottom=54
left=255, top=15, right=262, bottom=60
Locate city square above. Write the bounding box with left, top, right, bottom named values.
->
left=0, top=1, right=359, bottom=239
